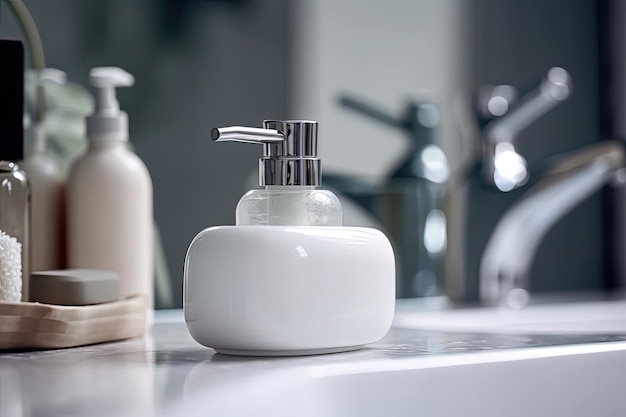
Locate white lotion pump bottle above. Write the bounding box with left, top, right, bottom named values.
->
left=67, top=67, right=153, bottom=315
left=184, top=120, right=396, bottom=356
left=21, top=69, right=67, bottom=272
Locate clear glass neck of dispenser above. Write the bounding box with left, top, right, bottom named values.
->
left=236, top=185, right=343, bottom=226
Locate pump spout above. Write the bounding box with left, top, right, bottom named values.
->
left=212, top=120, right=321, bottom=186
left=90, top=67, right=135, bottom=88
left=211, top=127, right=284, bottom=144
left=86, top=67, right=134, bottom=141
left=89, top=67, right=134, bottom=114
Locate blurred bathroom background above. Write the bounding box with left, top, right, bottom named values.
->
left=1, top=0, right=623, bottom=308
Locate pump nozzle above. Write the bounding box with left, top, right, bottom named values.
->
left=25, top=68, right=68, bottom=154
left=211, top=126, right=284, bottom=144
left=37, top=68, right=67, bottom=85
left=89, top=67, right=134, bottom=113
left=87, top=67, right=134, bottom=141
left=90, top=67, right=134, bottom=87
left=212, top=120, right=321, bottom=186
left=25, top=68, right=67, bottom=121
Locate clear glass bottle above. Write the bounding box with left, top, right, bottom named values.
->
left=0, top=39, right=30, bottom=300
left=0, top=161, right=31, bottom=300
left=213, top=120, right=343, bottom=226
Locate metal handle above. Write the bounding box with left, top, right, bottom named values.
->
left=339, top=96, right=404, bottom=129
left=482, top=67, right=573, bottom=191
left=485, top=67, right=572, bottom=145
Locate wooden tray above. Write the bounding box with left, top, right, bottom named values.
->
left=0, top=295, right=146, bottom=350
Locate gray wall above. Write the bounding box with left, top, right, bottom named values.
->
left=1, top=0, right=289, bottom=308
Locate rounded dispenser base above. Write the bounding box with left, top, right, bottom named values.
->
left=214, top=345, right=363, bottom=357
left=184, top=226, right=396, bottom=356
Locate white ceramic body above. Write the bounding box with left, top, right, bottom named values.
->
left=67, top=140, right=153, bottom=311
left=184, top=226, right=395, bottom=355
left=21, top=151, right=65, bottom=272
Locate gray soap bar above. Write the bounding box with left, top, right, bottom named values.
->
left=29, top=269, right=120, bottom=306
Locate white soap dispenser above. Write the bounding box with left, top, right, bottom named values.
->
left=67, top=67, right=153, bottom=318
left=184, top=120, right=395, bottom=356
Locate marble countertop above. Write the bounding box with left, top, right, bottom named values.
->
left=1, top=310, right=625, bottom=417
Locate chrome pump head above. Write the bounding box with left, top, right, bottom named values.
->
left=211, top=120, right=321, bottom=186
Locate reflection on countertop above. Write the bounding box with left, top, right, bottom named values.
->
left=1, top=310, right=625, bottom=417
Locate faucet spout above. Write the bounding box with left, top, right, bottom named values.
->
left=479, top=141, right=625, bottom=307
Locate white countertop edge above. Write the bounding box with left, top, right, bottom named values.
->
left=308, top=340, right=626, bottom=378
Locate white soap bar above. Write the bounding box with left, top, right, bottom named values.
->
left=30, top=269, right=120, bottom=306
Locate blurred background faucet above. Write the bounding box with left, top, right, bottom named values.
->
left=328, top=96, right=449, bottom=299
left=475, top=67, right=626, bottom=308
left=480, top=141, right=626, bottom=307
left=330, top=68, right=576, bottom=303
left=447, top=67, right=588, bottom=303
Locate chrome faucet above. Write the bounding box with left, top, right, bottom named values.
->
left=474, top=67, right=625, bottom=308
left=334, top=95, right=449, bottom=298
left=480, top=141, right=626, bottom=307
left=446, top=67, right=575, bottom=304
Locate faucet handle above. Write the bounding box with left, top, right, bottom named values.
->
left=482, top=67, right=573, bottom=192
left=540, top=67, right=572, bottom=102
left=477, top=84, right=518, bottom=122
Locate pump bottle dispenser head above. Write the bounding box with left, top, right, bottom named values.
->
left=86, top=67, right=134, bottom=141
left=211, top=120, right=321, bottom=186
left=25, top=68, right=68, bottom=154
